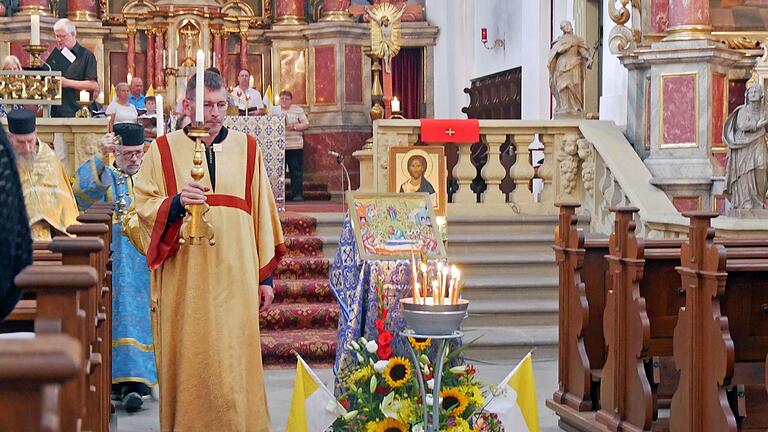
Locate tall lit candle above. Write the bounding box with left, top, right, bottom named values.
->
left=440, top=266, right=449, bottom=305
left=420, top=262, right=428, bottom=299
left=391, top=96, right=401, bottom=113
left=79, top=90, right=89, bottom=103
left=127, top=72, right=132, bottom=84
left=162, top=49, right=167, bottom=69
left=212, top=53, right=216, bottom=68
left=410, top=250, right=418, bottom=300
left=195, top=49, right=204, bottom=123
left=156, top=94, right=165, bottom=137
left=30, top=15, right=40, bottom=46
left=431, top=280, right=438, bottom=305
left=249, top=75, right=254, bottom=89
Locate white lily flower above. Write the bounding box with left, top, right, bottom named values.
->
left=449, top=365, right=467, bottom=374
left=412, top=423, right=425, bottom=432
left=365, top=340, right=378, bottom=353
left=419, top=354, right=430, bottom=365
left=325, top=398, right=339, bottom=413
left=374, top=360, right=390, bottom=373
left=349, top=340, right=360, bottom=351
left=356, top=353, right=364, bottom=363
left=369, top=375, right=378, bottom=393
left=343, top=410, right=358, bottom=421
left=359, top=336, right=368, bottom=345
left=379, top=392, right=401, bottom=419
left=426, top=394, right=433, bottom=406
left=427, top=378, right=434, bottom=391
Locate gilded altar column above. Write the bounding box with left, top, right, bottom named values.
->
left=127, top=28, right=137, bottom=77
left=275, top=0, right=305, bottom=25
left=239, top=30, right=249, bottom=71
left=665, top=0, right=711, bottom=40
left=146, top=29, right=155, bottom=88
left=17, top=0, right=50, bottom=16
left=321, top=0, right=351, bottom=21
left=67, top=0, right=98, bottom=21
left=155, top=28, right=165, bottom=89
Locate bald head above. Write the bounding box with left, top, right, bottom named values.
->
left=130, top=77, right=144, bottom=97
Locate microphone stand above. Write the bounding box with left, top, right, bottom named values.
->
left=329, top=151, right=352, bottom=212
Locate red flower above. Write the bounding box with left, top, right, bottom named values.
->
left=381, top=307, right=388, bottom=322
left=339, top=398, right=350, bottom=410
left=375, top=319, right=384, bottom=332
left=375, top=385, right=389, bottom=395
left=377, top=330, right=393, bottom=359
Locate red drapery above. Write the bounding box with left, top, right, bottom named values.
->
left=392, top=47, right=423, bottom=119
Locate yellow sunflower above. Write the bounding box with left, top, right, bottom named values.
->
left=398, top=397, right=417, bottom=424
left=409, top=336, right=432, bottom=351
left=383, top=357, right=412, bottom=388
left=460, top=384, right=485, bottom=407
left=372, top=418, right=408, bottom=432
left=440, top=387, right=469, bottom=416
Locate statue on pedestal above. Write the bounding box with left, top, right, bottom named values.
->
left=722, top=81, right=768, bottom=211
left=548, top=20, right=593, bottom=119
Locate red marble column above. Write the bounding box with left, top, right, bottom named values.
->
left=17, top=0, right=51, bottom=15
left=127, top=28, right=137, bottom=76
left=275, top=0, right=305, bottom=25
left=67, top=0, right=98, bottom=21
left=239, top=31, right=248, bottom=71
left=146, top=29, right=155, bottom=88
left=322, top=0, right=351, bottom=21
left=212, top=29, right=222, bottom=72
left=668, top=0, right=709, bottom=29
left=155, top=29, right=165, bottom=88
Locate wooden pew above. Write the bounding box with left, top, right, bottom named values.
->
left=548, top=204, right=768, bottom=432
left=0, top=334, right=82, bottom=432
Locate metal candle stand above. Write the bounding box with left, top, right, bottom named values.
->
left=401, top=330, right=463, bottom=432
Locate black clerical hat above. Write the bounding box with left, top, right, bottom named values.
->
left=113, top=123, right=144, bottom=146
left=6, top=109, right=36, bottom=134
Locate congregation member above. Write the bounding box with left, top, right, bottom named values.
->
left=0, top=55, right=22, bottom=118
left=47, top=19, right=99, bottom=118
left=106, top=82, right=139, bottom=128
left=74, top=123, right=157, bottom=413
left=0, top=123, right=32, bottom=321
left=230, top=69, right=264, bottom=115
left=138, top=95, right=158, bottom=141
left=6, top=109, right=79, bottom=241
left=128, top=76, right=145, bottom=110
left=272, top=90, right=309, bottom=201
left=133, top=71, right=285, bottom=430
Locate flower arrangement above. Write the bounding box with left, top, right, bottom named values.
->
left=332, top=281, right=504, bottom=432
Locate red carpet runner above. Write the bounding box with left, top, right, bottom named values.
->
left=259, top=212, right=338, bottom=366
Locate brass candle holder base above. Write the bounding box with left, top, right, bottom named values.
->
left=75, top=100, right=91, bottom=118
left=24, top=44, right=46, bottom=69
left=180, top=122, right=215, bottom=246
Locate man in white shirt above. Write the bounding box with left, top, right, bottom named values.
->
left=229, top=69, right=264, bottom=116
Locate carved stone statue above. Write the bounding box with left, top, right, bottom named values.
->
left=366, top=2, right=407, bottom=73
left=548, top=21, right=593, bottom=118
left=722, top=82, right=768, bottom=211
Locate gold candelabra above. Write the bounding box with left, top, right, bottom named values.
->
left=75, top=100, right=91, bottom=118
left=179, top=122, right=215, bottom=246
left=24, top=44, right=46, bottom=69
left=244, top=93, right=251, bottom=118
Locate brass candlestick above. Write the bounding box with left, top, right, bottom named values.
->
left=24, top=44, right=46, bottom=69
left=179, top=122, right=215, bottom=246
left=244, top=94, right=251, bottom=118
left=75, top=100, right=91, bottom=118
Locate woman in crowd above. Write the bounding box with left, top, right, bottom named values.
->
left=106, top=82, right=138, bottom=128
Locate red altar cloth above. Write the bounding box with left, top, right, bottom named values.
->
left=419, top=119, right=480, bottom=143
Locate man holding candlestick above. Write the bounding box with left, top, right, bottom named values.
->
left=47, top=19, right=99, bottom=118
left=133, top=70, right=285, bottom=431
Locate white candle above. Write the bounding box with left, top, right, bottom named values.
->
left=195, top=49, right=204, bottom=123
left=212, top=53, right=216, bottom=68
left=274, top=95, right=280, bottom=106
left=30, top=15, right=40, bottom=46
left=391, top=96, right=401, bottom=113
left=127, top=72, right=132, bottom=84
left=79, top=90, right=89, bottom=103
left=249, top=75, right=254, bottom=89
left=162, top=49, right=166, bottom=69
left=156, top=94, right=164, bottom=137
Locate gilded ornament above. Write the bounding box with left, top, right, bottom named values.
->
left=366, top=2, right=407, bottom=73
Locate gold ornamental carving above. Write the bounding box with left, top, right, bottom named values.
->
left=366, top=2, right=406, bottom=73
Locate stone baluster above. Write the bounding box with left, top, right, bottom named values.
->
left=510, top=134, right=536, bottom=205
left=239, top=30, right=248, bottom=71
left=127, top=28, right=137, bottom=77
left=321, top=0, right=352, bottom=21
left=538, top=133, right=556, bottom=205
left=68, top=0, right=99, bottom=21
left=452, top=142, right=476, bottom=204
left=276, top=0, right=306, bottom=25
left=146, top=29, right=155, bottom=88
left=17, top=0, right=50, bottom=16
left=155, top=28, right=165, bottom=89
left=480, top=134, right=508, bottom=204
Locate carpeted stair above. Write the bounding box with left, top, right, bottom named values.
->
left=259, top=212, right=338, bottom=366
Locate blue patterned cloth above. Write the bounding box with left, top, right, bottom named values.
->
left=332, top=214, right=446, bottom=393
left=74, top=156, right=158, bottom=387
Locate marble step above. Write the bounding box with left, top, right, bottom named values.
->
left=460, top=275, right=559, bottom=301
left=447, top=232, right=555, bottom=255
left=452, top=253, right=557, bottom=279
left=465, top=298, right=558, bottom=327
left=461, top=324, right=558, bottom=362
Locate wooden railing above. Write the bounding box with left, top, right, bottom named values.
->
left=359, top=119, right=687, bottom=237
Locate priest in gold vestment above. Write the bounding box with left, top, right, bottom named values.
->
left=7, top=109, right=79, bottom=240
left=133, top=71, right=285, bottom=431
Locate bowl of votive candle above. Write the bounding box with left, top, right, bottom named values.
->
left=399, top=298, right=469, bottom=336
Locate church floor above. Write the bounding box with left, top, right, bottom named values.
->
left=115, top=357, right=561, bottom=431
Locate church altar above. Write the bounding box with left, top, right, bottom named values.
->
left=170, top=115, right=286, bottom=211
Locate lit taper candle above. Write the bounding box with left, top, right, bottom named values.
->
left=156, top=94, right=165, bottom=136
left=195, top=49, right=204, bottom=123
left=30, top=15, right=40, bottom=46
